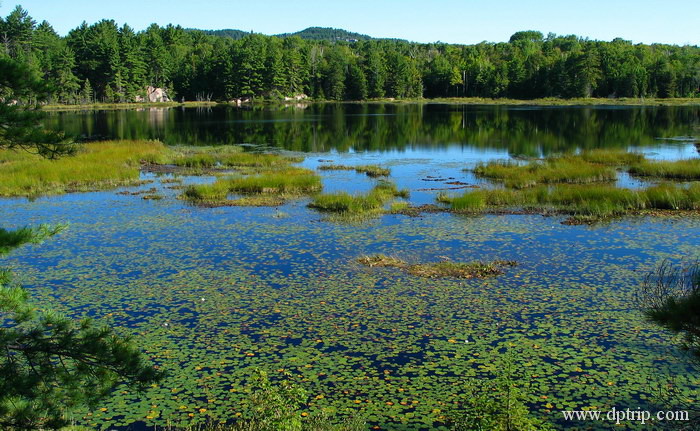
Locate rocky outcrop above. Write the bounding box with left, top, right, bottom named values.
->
left=144, top=86, right=170, bottom=103
left=284, top=94, right=308, bottom=101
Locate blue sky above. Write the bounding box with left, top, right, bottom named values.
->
left=1, top=0, right=698, bottom=45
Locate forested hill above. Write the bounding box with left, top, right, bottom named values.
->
left=192, top=29, right=249, bottom=40
left=274, top=27, right=373, bottom=41
left=190, top=27, right=374, bottom=42
left=2, top=5, right=698, bottom=104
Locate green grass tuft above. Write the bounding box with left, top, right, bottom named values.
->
left=629, top=159, right=700, bottom=180
left=309, top=181, right=407, bottom=217
left=182, top=168, right=320, bottom=207
left=357, top=254, right=517, bottom=279
left=474, top=158, right=616, bottom=189
left=318, top=164, right=391, bottom=177
left=440, top=183, right=700, bottom=219
left=0, top=140, right=167, bottom=197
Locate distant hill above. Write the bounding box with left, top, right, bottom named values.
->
left=187, top=26, right=376, bottom=42
left=190, top=29, right=250, bottom=40
left=274, top=27, right=372, bottom=42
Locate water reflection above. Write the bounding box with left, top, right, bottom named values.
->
left=45, top=104, right=700, bottom=156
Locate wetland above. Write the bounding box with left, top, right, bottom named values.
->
left=3, top=103, right=700, bottom=429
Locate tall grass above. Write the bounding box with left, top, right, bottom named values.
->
left=629, top=159, right=700, bottom=180
left=576, top=149, right=645, bottom=165
left=309, top=181, right=408, bottom=215
left=318, top=164, right=391, bottom=177
left=440, top=183, right=700, bottom=218
left=182, top=168, right=321, bottom=206
left=474, top=158, right=616, bottom=188
left=0, top=140, right=166, bottom=196
left=226, top=168, right=322, bottom=194
left=170, top=146, right=303, bottom=169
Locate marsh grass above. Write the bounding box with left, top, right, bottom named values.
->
left=0, top=140, right=166, bottom=197
left=629, top=159, right=700, bottom=180
left=389, top=201, right=410, bottom=212
left=309, top=181, right=408, bottom=217
left=576, top=149, right=645, bottom=166
left=170, top=146, right=303, bottom=169
left=318, top=164, right=391, bottom=177
left=440, top=183, right=700, bottom=219
left=357, top=254, right=407, bottom=267
left=317, top=164, right=355, bottom=171
left=226, top=168, right=322, bottom=194
left=473, top=158, right=616, bottom=188
left=182, top=168, right=321, bottom=206
left=357, top=254, right=517, bottom=279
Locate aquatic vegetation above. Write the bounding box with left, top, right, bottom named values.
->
left=358, top=254, right=517, bottom=279
left=388, top=201, right=410, bottom=213
left=0, top=140, right=166, bottom=197
left=354, top=165, right=391, bottom=178
left=309, top=181, right=408, bottom=216
left=575, top=149, right=645, bottom=166
left=440, top=183, right=700, bottom=219
left=226, top=168, right=322, bottom=194
left=317, top=164, right=391, bottom=177
left=473, top=158, right=616, bottom=189
left=5, top=186, right=700, bottom=430
left=171, top=146, right=303, bottom=169
left=317, top=164, right=355, bottom=171
left=183, top=168, right=321, bottom=206
left=142, top=194, right=164, bottom=200
left=356, top=254, right=407, bottom=267
left=629, top=158, right=700, bottom=180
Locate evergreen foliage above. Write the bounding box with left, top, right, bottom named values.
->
left=2, top=6, right=698, bottom=104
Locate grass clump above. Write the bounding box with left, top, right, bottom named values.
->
left=182, top=168, right=321, bottom=206
left=357, top=254, right=407, bottom=267
left=226, top=168, right=321, bottom=194
left=317, top=164, right=355, bottom=171
left=309, top=180, right=408, bottom=217
left=474, top=158, right=616, bottom=188
left=407, top=260, right=517, bottom=279
left=629, top=158, right=700, bottom=180
left=318, top=163, right=391, bottom=177
left=170, top=146, right=303, bottom=169
left=576, top=149, right=645, bottom=165
left=357, top=254, right=517, bottom=279
left=0, top=140, right=166, bottom=197
left=440, top=182, right=700, bottom=220
left=355, top=164, right=391, bottom=177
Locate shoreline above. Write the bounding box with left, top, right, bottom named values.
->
left=40, top=97, right=700, bottom=112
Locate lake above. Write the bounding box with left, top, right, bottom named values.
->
left=4, top=103, right=700, bottom=429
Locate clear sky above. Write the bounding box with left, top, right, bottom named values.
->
left=1, top=0, right=698, bottom=45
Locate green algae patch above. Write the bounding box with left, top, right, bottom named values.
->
left=0, top=140, right=167, bottom=197
left=358, top=254, right=517, bottom=279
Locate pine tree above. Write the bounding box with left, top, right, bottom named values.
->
left=0, top=57, right=162, bottom=429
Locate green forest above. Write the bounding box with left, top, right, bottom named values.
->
left=1, top=5, right=699, bottom=104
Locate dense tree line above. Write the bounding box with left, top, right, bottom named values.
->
left=1, top=6, right=698, bottom=104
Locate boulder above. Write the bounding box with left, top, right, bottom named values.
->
left=146, top=86, right=170, bottom=103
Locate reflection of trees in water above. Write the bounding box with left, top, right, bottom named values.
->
left=45, top=104, right=700, bottom=155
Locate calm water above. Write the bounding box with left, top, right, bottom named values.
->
left=4, top=104, right=700, bottom=429
left=46, top=103, right=700, bottom=157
